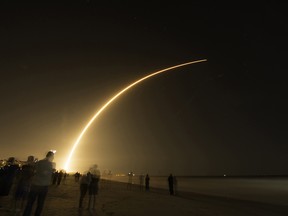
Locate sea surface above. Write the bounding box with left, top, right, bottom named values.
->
left=104, top=175, right=288, bottom=206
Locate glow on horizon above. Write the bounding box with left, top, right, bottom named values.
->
left=64, top=59, right=207, bottom=171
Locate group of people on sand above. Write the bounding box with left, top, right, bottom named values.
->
left=52, top=169, right=67, bottom=186
left=0, top=151, right=56, bottom=216
left=0, top=150, right=101, bottom=216
left=1, top=150, right=177, bottom=216
left=135, top=173, right=150, bottom=191
left=128, top=172, right=177, bottom=195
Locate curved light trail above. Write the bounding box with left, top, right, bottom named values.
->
left=64, top=59, right=207, bottom=171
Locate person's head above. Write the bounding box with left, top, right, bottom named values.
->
left=46, top=151, right=55, bottom=162
left=7, top=157, right=15, bottom=164
left=27, top=155, right=35, bottom=164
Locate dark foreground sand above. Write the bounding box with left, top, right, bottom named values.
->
left=1, top=177, right=288, bottom=216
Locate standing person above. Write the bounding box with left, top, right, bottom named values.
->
left=127, top=171, right=133, bottom=190
left=173, top=175, right=178, bottom=196
left=14, top=156, right=35, bottom=211
left=23, top=150, right=56, bottom=216
left=62, top=172, right=67, bottom=185
left=145, top=174, right=150, bottom=191
left=168, top=174, right=174, bottom=195
left=78, top=171, right=91, bottom=209
left=0, top=157, right=19, bottom=208
left=74, top=172, right=80, bottom=183
left=88, top=164, right=100, bottom=210
left=57, top=170, right=63, bottom=186
left=52, top=170, right=58, bottom=185
left=139, top=174, right=144, bottom=191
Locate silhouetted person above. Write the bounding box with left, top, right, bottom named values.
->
left=23, top=151, right=56, bottom=216
left=173, top=175, right=178, bottom=195
left=127, top=172, right=133, bottom=190
left=78, top=171, right=91, bottom=209
left=52, top=170, right=58, bottom=185
left=0, top=157, right=19, bottom=208
left=168, top=174, right=174, bottom=195
left=88, top=164, right=100, bottom=210
left=62, top=172, right=67, bottom=184
left=57, top=170, right=63, bottom=186
left=139, top=174, right=144, bottom=191
left=145, top=174, right=150, bottom=191
left=14, top=156, right=35, bottom=211
left=74, top=172, right=80, bottom=183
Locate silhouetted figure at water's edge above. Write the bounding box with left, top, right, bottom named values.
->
left=139, top=174, right=144, bottom=191
left=145, top=174, right=150, bottom=191
left=168, top=174, right=174, bottom=195
left=127, top=172, right=134, bottom=190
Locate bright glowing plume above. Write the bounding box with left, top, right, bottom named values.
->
left=64, top=59, right=207, bottom=171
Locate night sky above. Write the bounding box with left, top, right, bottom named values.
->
left=0, top=1, right=287, bottom=176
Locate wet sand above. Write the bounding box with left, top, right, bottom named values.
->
left=1, top=176, right=288, bottom=216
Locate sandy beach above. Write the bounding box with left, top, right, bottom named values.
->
left=1, top=176, right=288, bottom=216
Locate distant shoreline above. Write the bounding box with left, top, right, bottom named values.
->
left=159, top=175, right=288, bottom=177
left=129, top=175, right=288, bottom=178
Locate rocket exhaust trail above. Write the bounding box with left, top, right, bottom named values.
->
left=64, top=59, right=207, bottom=171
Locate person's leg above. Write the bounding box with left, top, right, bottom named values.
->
left=21, top=188, right=30, bottom=208
left=88, top=195, right=92, bottom=209
left=92, top=195, right=96, bottom=209
left=79, top=185, right=84, bottom=208
left=22, top=186, right=38, bottom=216
left=34, top=186, right=48, bottom=216
left=169, top=184, right=174, bottom=195
left=88, top=195, right=96, bottom=210
left=88, top=185, right=92, bottom=209
left=79, top=184, right=88, bottom=208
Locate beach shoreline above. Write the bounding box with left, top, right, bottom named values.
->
left=1, top=177, right=288, bottom=216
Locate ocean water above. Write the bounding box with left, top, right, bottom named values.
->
left=103, top=175, right=288, bottom=206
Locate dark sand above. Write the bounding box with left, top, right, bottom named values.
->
left=1, top=176, right=288, bottom=216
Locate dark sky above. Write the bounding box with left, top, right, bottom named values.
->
left=0, top=1, right=287, bottom=176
